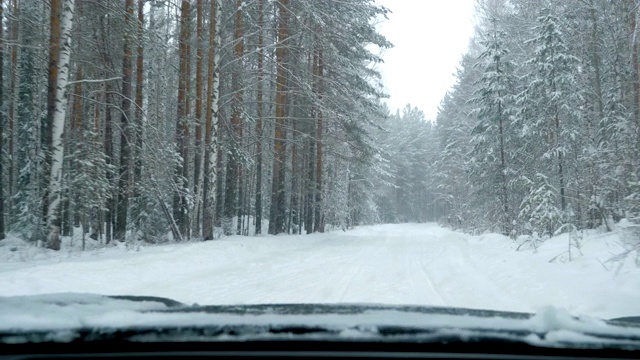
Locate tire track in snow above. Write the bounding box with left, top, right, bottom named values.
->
left=337, top=236, right=388, bottom=302
left=427, top=236, right=518, bottom=311
left=410, top=248, right=447, bottom=306
left=333, top=233, right=448, bottom=306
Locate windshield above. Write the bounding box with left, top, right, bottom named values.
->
left=0, top=0, right=638, bottom=338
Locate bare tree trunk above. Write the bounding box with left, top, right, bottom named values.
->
left=44, top=0, right=75, bottom=250
left=631, top=0, right=640, bottom=129
left=193, top=0, right=204, bottom=238
left=183, top=5, right=192, bottom=239
left=223, top=0, right=244, bottom=235
left=8, top=0, right=18, bottom=223
left=589, top=1, right=604, bottom=121
left=104, top=83, right=114, bottom=243
left=202, top=0, right=220, bottom=240
left=98, top=13, right=114, bottom=244
left=290, top=119, right=299, bottom=233
left=498, top=100, right=509, bottom=233
left=70, top=66, right=83, bottom=229
left=0, top=0, right=4, bottom=241
left=254, top=0, right=264, bottom=235
left=92, top=86, right=103, bottom=241
left=43, top=0, right=61, bottom=245
left=133, top=0, right=144, bottom=229
left=305, top=136, right=315, bottom=234
left=269, top=0, right=289, bottom=235
left=115, top=0, right=134, bottom=241
left=104, top=81, right=117, bottom=243
left=630, top=0, right=640, bottom=164
left=314, top=48, right=324, bottom=233
left=305, top=43, right=319, bottom=235
left=555, top=105, right=566, bottom=212
left=173, top=0, right=190, bottom=240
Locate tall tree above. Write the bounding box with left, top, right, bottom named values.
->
left=43, top=0, right=75, bottom=250
left=193, top=0, right=204, bottom=237
left=470, top=17, right=516, bottom=234
left=522, top=10, right=580, bottom=213
left=7, top=0, right=19, bottom=221
left=43, top=0, right=61, bottom=246
left=223, top=0, right=244, bottom=235
left=173, top=0, right=191, bottom=239
left=115, top=0, right=135, bottom=241
left=630, top=0, right=640, bottom=131
left=314, top=46, right=324, bottom=233
left=202, top=0, right=220, bottom=240
left=269, top=0, right=290, bottom=235
left=132, top=0, right=145, bottom=230
left=0, top=0, right=4, bottom=241
left=254, top=0, right=264, bottom=235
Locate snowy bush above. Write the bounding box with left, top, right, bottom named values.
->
left=624, top=181, right=640, bottom=225
left=518, top=174, right=562, bottom=239
left=609, top=219, right=640, bottom=270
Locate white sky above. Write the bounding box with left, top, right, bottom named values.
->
left=375, top=0, right=476, bottom=121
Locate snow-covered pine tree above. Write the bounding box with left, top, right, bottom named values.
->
left=518, top=173, right=562, bottom=240
left=469, top=17, right=517, bottom=235
left=374, top=105, right=435, bottom=223
left=114, top=0, right=134, bottom=242
left=432, top=53, right=482, bottom=231
left=518, top=8, right=581, bottom=220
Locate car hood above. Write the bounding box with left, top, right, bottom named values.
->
left=0, top=293, right=639, bottom=349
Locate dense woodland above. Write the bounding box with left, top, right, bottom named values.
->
left=1, top=0, right=640, bottom=250
left=0, top=0, right=394, bottom=248
left=433, top=0, right=640, bottom=241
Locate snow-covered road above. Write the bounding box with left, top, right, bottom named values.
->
left=0, top=223, right=637, bottom=319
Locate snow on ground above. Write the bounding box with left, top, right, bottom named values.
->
left=0, top=223, right=637, bottom=319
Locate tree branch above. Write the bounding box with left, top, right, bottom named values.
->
left=66, top=76, right=121, bottom=86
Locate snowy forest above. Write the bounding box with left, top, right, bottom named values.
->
left=434, top=0, right=640, bottom=238
left=0, top=0, right=639, bottom=250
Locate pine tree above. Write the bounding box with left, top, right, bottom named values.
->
left=114, top=0, right=135, bottom=242
left=469, top=17, right=517, bottom=234
left=131, top=0, right=145, bottom=234
left=0, top=0, right=4, bottom=241
left=520, top=9, right=580, bottom=214
left=223, top=0, right=245, bottom=236
left=268, top=0, right=290, bottom=235
left=254, top=0, right=264, bottom=235
left=519, top=173, right=562, bottom=239
left=7, top=0, right=19, bottom=221
left=172, top=0, right=191, bottom=240
left=192, top=0, right=204, bottom=238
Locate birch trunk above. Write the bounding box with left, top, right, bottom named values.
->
left=45, top=0, right=75, bottom=250
left=202, top=0, right=220, bottom=240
